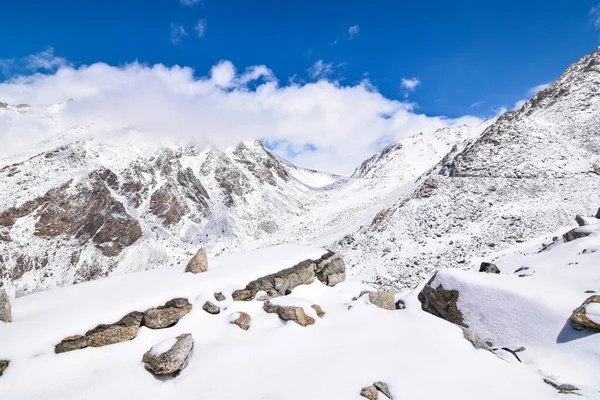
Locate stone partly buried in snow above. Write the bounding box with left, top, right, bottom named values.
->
left=143, top=333, right=194, bottom=376
left=84, top=311, right=144, bottom=347
left=479, top=262, right=500, bottom=274
left=143, top=298, right=192, bottom=329
left=0, top=288, right=11, bottom=323
left=230, top=312, right=251, bottom=330
left=417, top=272, right=466, bottom=327
left=185, top=247, right=208, bottom=274
left=562, top=227, right=591, bottom=243
left=231, top=251, right=346, bottom=301
left=355, top=291, right=397, bottom=310
left=202, top=301, right=220, bottom=315
left=263, top=301, right=316, bottom=327
left=570, top=295, right=600, bottom=331
left=360, top=381, right=393, bottom=399
left=0, top=360, right=9, bottom=377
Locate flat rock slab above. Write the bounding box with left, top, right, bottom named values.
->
left=143, top=333, right=194, bottom=376
left=143, top=298, right=192, bottom=329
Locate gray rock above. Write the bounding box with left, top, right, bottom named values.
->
left=202, top=301, right=220, bottom=315
left=315, top=251, right=346, bottom=286
left=143, top=333, right=194, bottom=376
left=417, top=273, right=466, bottom=327
left=479, top=262, right=500, bottom=274
left=85, top=311, right=144, bottom=347
left=143, top=298, right=192, bottom=329
left=214, top=292, right=226, bottom=301
left=185, top=248, right=208, bottom=274
left=373, top=381, right=393, bottom=399
left=263, top=301, right=315, bottom=327
left=360, top=385, right=379, bottom=400
left=395, top=299, right=406, bottom=310
left=461, top=327, right=492, bottom=351
left=543, top=378, right=579, bottom=394
left=0, top=360, right=9, bottom=377
left=230, top=312, right=251, bottom=330
left=0, top=289, right=11, bottom=323
left=570, top=295, right=600, bottom=330
left=563, top=228, right=591, bottom=243
left=55, top=335, right=89, bottom=354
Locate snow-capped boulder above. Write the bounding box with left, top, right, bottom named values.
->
left=263, top=301, right=316, bottom=327
left=479, top=262, right=500, bottom=274
left=0, top=288, right=11, bottom=323
left=570, top=295, right=600, bottom=331
left=0, top=360, right=8, bottom=377
left=229, top=312, right=251, bottom=330
left=185, top=248, right=208, bottom=274
left=315, top=251, right=346, bottom=287
left=142, top=298, right=192, bottom=329
left=202, top=301, right=220, bottom=315
left=142, top=334, right=194, bottom=376
left=417, top=273, right=466, bottom=327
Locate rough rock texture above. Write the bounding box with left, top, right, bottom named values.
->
left=314, top=251, right=346, bottom=287
left=232, top=259, right=316, bottom=301
left=55, top=335, right=89, bottom=354
left=0, top=289, right=11, bottom=323
left=85, top=311, right=144, bottom=347
left=462, top=327, right=492, bottom=350
left=214, top=292, right=226, bottom=302
left=311, top=304, right=325, bottom=318
left=202, top=301, right=220, bottom=315
left=479, top=262, right=500, bottom=274
left=373, top=381, right=393, bottom=399
left=230, top=312, right=251, bottom=331
left=355, top=291, right=397, bottom=310
left=563, top=228, right=591, bottom=243
left=142, top=333, right=194, bottom=376
left=185, top=248, right=208, bottom=274
left=418, top=273, right=466, bottom=327
left=142, top=298, right=192, bottom=329
left=360, top=385, right=379, bottom=400
left=570, top=295, right=600, bottom=330
left=263, top=301, right=316, bottom=327
left=0, top=360, right=9, bottom=377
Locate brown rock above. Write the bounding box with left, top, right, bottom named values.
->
left=143, top=298, right=192, bottom=329
left=263, top=301, right=315, bottom=327
left=417, top=273, right=466, bottom=327
left=0, top=289, right=11, bottom=323
left=142, top=333, right=194, bottom=376
left=0, top=360, right=8, bottom=377
left=85, top=311, right=144, bottom=347
left=360, top=385, right=379, bottom=400
left=55, top=335, right=89, bottom=354
left=355, top=291, right=396, bottom=310
left=570, top=295, right=600, bottom=330
left=230, top=312, right=251, bottom=330
left=185, top=248, right=208, bottom=274
left=311, top=304, right=325, bottom=318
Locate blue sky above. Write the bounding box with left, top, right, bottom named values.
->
left=0, top=1, right=599, bottom=173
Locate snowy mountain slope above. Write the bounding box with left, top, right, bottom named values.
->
left=1, top=243, right=593, bottom=400
left=334, top=47, right=600, bottom=290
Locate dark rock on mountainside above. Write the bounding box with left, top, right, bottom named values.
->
left=418, top=273, right=466, bottom=327
left=143, top=333, right=194, bottom=376
left=479, top=262, right=500, bottom=274
left=142, top=298, right=192, bottom=329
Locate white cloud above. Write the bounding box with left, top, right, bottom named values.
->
left=348, top=25, right=360, bottom=39
left=470, top=101, right=484, bottom=108
left=308, top=60, right=334, bottom=79
left=591, top=3, right=600, bottom=29
left=170, top=23, right=188, bottom=45
left=400, top=77, right=420, bottom=97
left=0, top=58, right=481, bottom=175
left=181, top=0, right=202, bottom=7
left=527, top=83, right=550, bottom=95
left=0, top=48, right=68, bottom=76
left=194, top=19, right=207, bottom=38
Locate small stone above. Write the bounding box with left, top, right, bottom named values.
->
left=360, top=385, right=379, bottom=400
left=0, top=289, right=11, bottom=323
left=230, top=312, right=251, bottom=330
left=143, top=298, right=192, bottom=329
left=142, top=333, right=194, bottom=376
left=202, top=301, right=220, bottom=315
left=185, top=248, right=208, bottom=274
left=373, top=381, right=393, bottom=399
left=263, top=301, right=315, bottom=327
left=0, top=360, right=9, bottom=377
left=214, top=292, right=226, bottom=302
left=311, top=304, right=325, bottom=318
left=479, top=262, right=500, bottom=274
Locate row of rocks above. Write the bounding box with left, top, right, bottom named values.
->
left=55, top=298, right=191, bottom=353
left=360, top=381, right=393, bottom=399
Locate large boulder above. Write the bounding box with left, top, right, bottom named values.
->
left=229, top=312, right=251, bottom=330
left=0, top=360, right=8, bottom=377
left=417, top=273, right=466, bottom=327
left=142, top=333, right=194, bottom=376
left=315, top=251, right=346, bottom=286
left=570, top=295, right=600, bottom=330
left=263, top=301, right=316, bottom=327
left=142, top=298, right=192, bottom=329
left=0, top=289, right=11, bottom=323
left=185, top=248, right=208, bottom=274
left=85, top=311, right=144, bottom=347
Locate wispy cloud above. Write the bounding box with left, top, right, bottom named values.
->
left=194, top=19, right=207, bottom=38
left=308, top=60, right=334, bottom=79
left=400, top=77, right=420, bottom=97
left=181, top=0, right=202, bottom=7
left=0, top=47, right=68, bottom=77
left=470, top=101, right=484, bottom=108
left=170, top=23, right=188, bottom=45
left=591, top=3, right=600, bottom=30
left=527, top=83, right=550, bottom=95
left=348, top=25, right=360, bottom=39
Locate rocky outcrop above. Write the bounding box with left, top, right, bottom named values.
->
left=0, top=360, right=9, bottom=377
left=315, top=251, right=346, bottom=287
left=479, top=262, right=500, bottom=274
left=0, top=289, right=11, bottom=323
left=202, top=301, right=220, bottom=315
left=142, top=298, right=192, bottom=329
left=142, top=333, right=194, bottom=376
left=570, top=295, right=600, bottom=330
left=263, top=301, right=316, bottom=327
left=85, top=311, right=144, bottom=347
left=54, top=335, right=89, bottom=354
left=418, top=273, right=466, bottom=327
left=185, top=248, right=208, bottom=274
left=230, top=312, right=251, bottom=330
left=563, top=227, right=591, bottom=243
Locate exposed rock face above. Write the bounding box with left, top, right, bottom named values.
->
left=360, top=385, right=379, bottom=400
left=202, top=301, right=220, bottom=315
left=214, top=292, right=226, bottom=302
left=373, top=381, right=393, bottom=399
left=85, top=311, right=144, bottom=347
left=232, top=259, right=316, bottom=301
left=185, top=248, right=208, bottom=274
left=0, top=360, right=8, bottom=377
left=418, top=273, right=466, bottom=327
left=570, top=295, right=600, bottom=330
left=311, top=304, right=325, bottom=318
left=142, top=298, right=192, bottom=329
left=143, top=333, right=194, bottom=376
left=263, top=301, right=316, bottom=327
left=315, top=251, right=346, bottom=287
left=563, top=228, right=591, bottom=243
left=479, top=262, right=500, bottom=274
left=0, top=289, right=11, bottom=323
left=230, top=312, right=251, bottom=330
